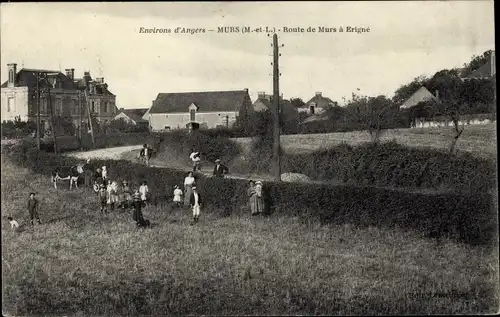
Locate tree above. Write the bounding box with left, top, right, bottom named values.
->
left=290, top=97, right=305, bottom=109
left=53, top=116, right=76, bottom=136
left=345, top=94, right=396, bottom=143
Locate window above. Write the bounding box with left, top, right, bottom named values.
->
left=91, top=101, right=95, bottom=113
left=104, top=102, right=108, bottom=113
left=190, top=109, right=196, bottom=121
left=7, top=97, right=14, bottom=112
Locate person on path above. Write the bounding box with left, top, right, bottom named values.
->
left=183, top=172, right=196, bottom=207
left=213, top=159, right=229, bottom=178
left=140, top=144, right=153, bottom=166
left=189, top=186, right=202, bottom=224
left=173, top=185, right=183, bottom=208
left=189, top=149, right=201, bottom=172
left=247, top=180, right=258, bottom=215
left=27, top=192, right=42, bottom=226
left=255, top=181, right=264, bottom=214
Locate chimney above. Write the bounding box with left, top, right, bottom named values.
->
left=243, top=88, right=248, bottom=93
left=120, top=107, right=124, bottom=111
left=315, top=92, right=322, bottom=97
left=7, top=63, right=17, bottom=87
left=491, top=51, right=495, bottom=77
left=257, top=91, right=266, bottom=99
left=65, top=68, right=75, bottom=80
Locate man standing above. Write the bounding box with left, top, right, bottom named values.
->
left=83, top=158, right=93, bottom=189
left=140, top=144, right=152, bottom=166
left=189, top=149, right=201, bottom=172
left=27, top=192, right=42, bottom=226
left=189, top=186, right=202, bottom=224
left=213, top=159, right=228, bottom=178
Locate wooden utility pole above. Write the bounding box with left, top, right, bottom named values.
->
left=35, top=72, right=41, bottom=150
left=46, top=85, right=58, bottom=154
left=84, top=89, right=95, bottom=149
left=78, top=90, right=83, bottom=150
left=272, top=33, right=281, bottom=181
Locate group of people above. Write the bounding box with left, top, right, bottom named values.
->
left=16, top=146, right=264, bottom=230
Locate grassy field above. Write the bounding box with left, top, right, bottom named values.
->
left=1, top=157, right=499, bottom=316
left=233, top=124, right=497, bottom=157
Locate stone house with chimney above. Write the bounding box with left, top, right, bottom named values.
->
left=147, top=89, right=254, bottom=131
left=300, top=92, right=336, bottom=115
left=1, top=63, right=117, bottom=132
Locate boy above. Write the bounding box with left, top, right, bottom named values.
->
left=27, top=192, right=42, bottom=226
left=189, top=186, right=202, bottom=224
left=7, top=216, right=19, bottom=229
left=98, top=184, right=108, bottom=213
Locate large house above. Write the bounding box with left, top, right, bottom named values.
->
left=252, top=91, right=299, bottom=133
left=1, top=63, right=117, bottom=131
left=147, top=89, right=254, bottom=131
left=299, top=92, right=335, bottom=115
left=114, top=108, right=149, bottom=126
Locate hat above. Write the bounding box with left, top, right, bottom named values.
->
left=255, top=181, right=263, bottom=185
left=192, top=186, right=197, bottom=190
left=174, top=185, right=179, bottom=189
left=215, top=159, right=221, bottom=163
left=123, top=180, right=128, bottom=184
left=100, top=184, right=106, bottom=188
left=29, top=192, right=35, bottom=196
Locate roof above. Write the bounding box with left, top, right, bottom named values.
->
left=1, top=69, right=77, bottom=90
left=253, top=97, right=298, bottom=117
left=150, top=90, right=249, bottom=114
left=400, top=86, right=437, bottom=109
left=116, top=108, right=148, bottom=123
left=464, top=58, right=496, bottom=79
left=300, top=113, right=330, bottom=124
left=303, top=94, right=335, bottom=109
left=1, top=68, right=114, bottom=96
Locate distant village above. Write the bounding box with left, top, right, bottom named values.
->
left=1, top=50, right=496, bottom=137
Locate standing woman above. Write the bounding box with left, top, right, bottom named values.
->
left=183, top=171, right=196, bottom=207
left=255, top=181, right=264, bottom=214
left=247, top=180, right=258, bottom=215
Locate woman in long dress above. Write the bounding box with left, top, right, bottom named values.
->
left=184, top=172, right=196, bottom=207
left=247, top=180, right=258, bottom=215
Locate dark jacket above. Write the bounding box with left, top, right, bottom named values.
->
left=140, top=147, right=153, bottom=159
left=213, top=164, right=228, bottom=177
left=27, top=198, right=38, bottom=211
left=189, top=192, right=202, bottom=206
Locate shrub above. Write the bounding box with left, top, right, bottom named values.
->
left=4, top=140, right=497, bottom=246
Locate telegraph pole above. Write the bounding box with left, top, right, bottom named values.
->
left=79, top=90, right=83, bottom=150
left=84, top=89, right=95, bottom=149
left=272, top=33, right=281, bottom=181
left=35, top=72, right=41, bottom=150
left=46, top=85, right=58, bottom=154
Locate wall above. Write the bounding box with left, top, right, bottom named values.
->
left=150, top=111, right=239, bottom=131
left=1, top=87, right=29, bottom=121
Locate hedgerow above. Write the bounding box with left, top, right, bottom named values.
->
left=3, top=140, right=497, bottom=246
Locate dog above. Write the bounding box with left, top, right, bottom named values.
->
left=7, top=217, right=19, bottom=229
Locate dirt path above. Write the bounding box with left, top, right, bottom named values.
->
left=64, top=145, right=144, bottom=160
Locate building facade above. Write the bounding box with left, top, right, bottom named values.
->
left=300, top=92, right=335, bottom=115
left=1, top=63, right=117, bottom=132
left=148, top=89, right=254, bottom=131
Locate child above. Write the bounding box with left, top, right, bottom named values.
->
left=27, top=192, right=42, bottom=226
left=173, top=185, right=183, bottom=208
left=108, top=179, right=119, bottom=211
left=98, top=184, right=108, bottom=213
left=121, top=180, right=132, bottom=209
left=189, top=186, right=202, bottom=224
left=51, top=169, right=60, bottom=189
left=101, top=166, right=108, bottom=181
left=7, top=216, right=19, bottom=229
left=139, top=181, right=149, bottom=205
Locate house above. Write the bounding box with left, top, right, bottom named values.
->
left=113, top=108, right=149, bottom=126
left=252, top=91, right=299, bottom=133
left=399, top=86, right=438, bottom=110
left=300, top=92, right=335, bottom=115
left=1, top=63, right=117, bottom=131
left=148, top=89, right=254, bottom=131
left=462, top=51, right=496, bottom=80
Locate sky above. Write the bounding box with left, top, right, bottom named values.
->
left=0, top=2, right=495, bottom=108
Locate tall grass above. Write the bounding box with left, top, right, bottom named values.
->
left=1, top=158, right=498, bottom=315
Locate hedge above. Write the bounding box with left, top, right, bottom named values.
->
left=237, top=138, right=496, bottom=194
left=3, top=140, right=497, bottom=246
